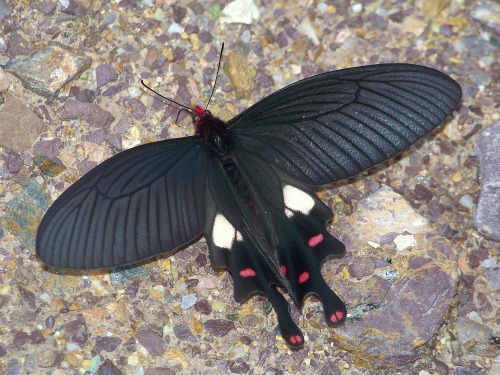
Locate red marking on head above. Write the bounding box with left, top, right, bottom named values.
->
left=298, top=272, right=309, bottom=284
left=330, top=310, right=345, bottom=323
left=280, top=265, right=287, bottom=277
left=239, top=268, right=256, bottom=277
left=194, top=106, right=205, bottom=115
left=289, top=334, right=303, bottom=345
left=308, top=233, right=324, bottom=248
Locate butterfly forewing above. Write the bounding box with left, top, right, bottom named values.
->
left=228, top=64, right=462, bottom=186
left=36, top=137, right=209, bottom=269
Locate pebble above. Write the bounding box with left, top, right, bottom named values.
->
left=4, top=42, right=92, bottom=98
left=60, top=99, right=115, bottom=128
left=352, top=3, right=363, bottom=13
left=2, top=179, right=48, bottom=247
left=471, top=0, right=500, bottom=35
left=96, top=63, right=119, bottom=89
left=0, top=94, right=46, bottom=152
left=203, top=319, right=235, bottom=337
left=168, top=22, right=184, bottom=34
left=180, top=293, right=197, bottom=309
left=221, top=0, right=260, bottom=24
left=173, top=324, right=197, bottom=343
left=0, top=66, right=9, bottom=92
left=474, top=121, right=500, bottom=241
left=135, top=328, right=166, bottom=356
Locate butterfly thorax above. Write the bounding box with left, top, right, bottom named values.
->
left=194, top=110, right=230, bottom=158
left=194, top=110, right=281, bottom=269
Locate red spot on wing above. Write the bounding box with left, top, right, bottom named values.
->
left=280, top=265, right=287, bottom=277
left=330, top=310, right=345, bottom=324
left=289, top=334, right=303, bottom=345
left=298, top=272, right=309, bottom=284
left=239, top=268, right=256, bottom=277
left=308, top=233, right=324, bottom=248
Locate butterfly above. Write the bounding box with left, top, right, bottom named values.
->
left=36, top=60, right=461, bottom=348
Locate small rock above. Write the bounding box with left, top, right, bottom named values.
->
left=4, top=42, right=92, bottom=99
left=38, top=2, right=57, bottom=15
left=0, top=94, right=47, bottom=152
left=484, top=267, right=500, bottom=289
left=102, top=82, right=128, bottom=97
left=7, top=34, right=33, bottom=56
left=6, top=151, right=23, bottom=173
left=75, top=88, right=95, bottom=103
left=36, top=349, right=58, bottom=368
left=474, top=121, right=500, bottom=241
left=471, top=0, right=500, bottom=36
left=229, top=359, right=250, bottom=374
left=418, top=0, right=451, bottom=18
left=122, top=98, right=146, bottom=120
left=204, top=319, right=235, bottom=337
left=221, top=0, right=260, bottom=24
left=194, top=299, right=212, bottom=315
left=13, top=331, right=31, bottom=347
left=0, top=66, right=10, bottom=92
left=1, top=179, right=48, bottom=247
left=97, top=359, right=123, bottom=375
left=34, top=154, right=66, bottom=177
left=0, top=1, right=13, bottom=20
left=223, top=52, right=254, bottom=99
left=135, top=328, right=166, bottom=356
left=60, top=99, right=115, bottom=128
left=180, top=293, right=197, bottom=310
left=173, top=324, right=197, bottom=343
left=456, top=316, right=493, bottom=345
left=33, top=138, right=63, bottom=159
left=64, top=315, right=88, bottom=347
left=95, top=336, right=122, bottom=352
left=61, top=0, right=88, bottom=16
left=96, top=63, right=119, bottom=89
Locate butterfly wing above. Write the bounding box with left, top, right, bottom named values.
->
left=36, top=137, right=209, bottom=269
left=228, top=64, right=461, bottom=186
left=204, top=155, right=346, bottom=347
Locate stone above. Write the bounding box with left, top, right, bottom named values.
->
left=0, top=94, right=46, bottom=152
left=135, top=328, right=166, bottom=356
left=474, top=121, right=500, bottom=241
left=4, top=42, right=92, bottom=99
left=60, top=99, right=115, bottom=128
left=330, top=185, right=458, bottom=369
left=223, top=52, right=255, bottom=99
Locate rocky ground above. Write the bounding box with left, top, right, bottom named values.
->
left=0, top=0, right=498, bottom=374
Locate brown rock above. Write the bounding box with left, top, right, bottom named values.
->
left=223, top=51, right=255, bottom=99
left=0, top=94, right=46, bottom=152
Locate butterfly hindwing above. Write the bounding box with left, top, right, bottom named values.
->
left=36, top=137, right=209, bottom=269
left=228, top=64, right=462, bottom=186
left=204, top=155, right=346, bottom=347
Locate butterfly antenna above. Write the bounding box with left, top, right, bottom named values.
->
left=205, top=42, right=225, bottom=111
left=141, top=80, right=194, bottom=113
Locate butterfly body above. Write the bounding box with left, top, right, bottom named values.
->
left=36, top=64, right=461, bottom=347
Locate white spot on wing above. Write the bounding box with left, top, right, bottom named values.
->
left=236, top=231, right=243, bottom=241
left=283, top=185, right=315, bottom=215
left=213, top=214, right=236, bottom=250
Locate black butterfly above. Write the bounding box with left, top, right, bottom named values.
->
left=36, top=62, right=461, bottom=347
